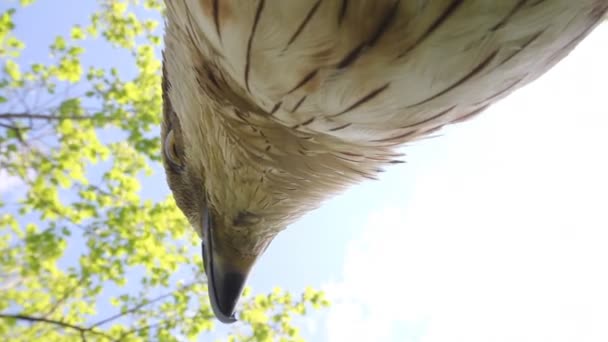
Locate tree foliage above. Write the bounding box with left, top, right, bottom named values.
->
left=0, top=1, right=328, bottom=341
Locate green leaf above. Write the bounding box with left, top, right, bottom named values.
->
left=4, top=59, right=21, bottom=80
left=71, top=25, right=85, bottom=40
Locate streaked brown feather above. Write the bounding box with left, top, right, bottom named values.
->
left=162, top=0, right=607, bottom=253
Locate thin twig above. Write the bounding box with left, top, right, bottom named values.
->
left=116, top=319, right=167, bottom=342
left=42, top=276, right=88, bottom=319
left=0, top=113, right=95, bottom=121
left=0, top=313, right=115, bottom=341
left=90, top=282, right=195, bottom=329
left=0, top=122, right=18, bottom=130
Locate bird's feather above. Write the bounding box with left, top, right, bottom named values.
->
left=162, top=0, right=607, bottom=246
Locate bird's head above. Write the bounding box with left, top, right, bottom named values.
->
left=160, top=62, right=277, bottom=323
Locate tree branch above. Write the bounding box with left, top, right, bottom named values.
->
left=42, top=276, right=88, bottom=319
left=90, top=282, right=195, bottom=329
left=0, top=113, right=95, bottom=121
left=0, top=122, right=26, bottom=143
left=116, top=319, right=167, bottom=342
left=0, top=313, right=115, bottom=341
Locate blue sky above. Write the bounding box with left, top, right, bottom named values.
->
left=2, top=2, right=608, bottom=341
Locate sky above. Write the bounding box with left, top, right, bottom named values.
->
left=313, top=24, right=608, bottom=342
left=2, top=2, right=608, bottom=341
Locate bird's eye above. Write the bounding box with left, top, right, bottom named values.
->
left=164, top=129, right=183, bottom=169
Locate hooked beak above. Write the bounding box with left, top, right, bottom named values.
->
left=201, top=206, right=258, bottom=323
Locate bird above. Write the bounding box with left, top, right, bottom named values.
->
left=161, top=0, right=607, bottom=323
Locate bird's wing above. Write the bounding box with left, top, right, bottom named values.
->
left=165, top=0, right=604, bottom=147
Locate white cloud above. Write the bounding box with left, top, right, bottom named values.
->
left=326, top=25, right=608, bottom=342
left=0, top=169, right=24, bottom=195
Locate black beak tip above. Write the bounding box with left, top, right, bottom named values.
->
left=202, top=242, right=245, bottom=324
left=208, top=271, right=244, bottom=324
